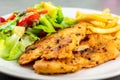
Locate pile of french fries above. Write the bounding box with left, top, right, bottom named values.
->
left=76, top=8, right=120, bottom=38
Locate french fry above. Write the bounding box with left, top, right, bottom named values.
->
left=88, top=24, right=120, bottom=34
left=106, top=16, right=118, bottom=28
left=76, top=8, right=119, bottom=31
left=76, top=11, right=108, bottom=22
left=89, top=20, right=106, bottom=28
left=102, top=8, right=110, bottom=16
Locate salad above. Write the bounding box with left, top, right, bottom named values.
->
left=0, top=2, right=76, bottom=60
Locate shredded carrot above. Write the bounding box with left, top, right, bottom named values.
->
left=26, top=7, right=48, bottom=14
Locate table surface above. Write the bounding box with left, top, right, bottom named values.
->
left=0, top=0, right=120, bottom=80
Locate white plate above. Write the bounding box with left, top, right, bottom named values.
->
left=0, top=7, right=120, bottom=80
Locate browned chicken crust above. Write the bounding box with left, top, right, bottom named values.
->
left=19, top=23, right=120, bottom=74
left=33, top=34, right=120, bottom=74
left=76, top=34, right=120, bottom=68
left=19, top=23, right=86, bottom=65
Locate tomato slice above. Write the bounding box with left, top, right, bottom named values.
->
left=0, top=17, right=6, bottom=23
left=17, top=13, right=40, bottom=26
left=6, top=13, right=16, bottom=21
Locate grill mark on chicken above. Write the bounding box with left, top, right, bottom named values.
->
left=57, top=39, right=72, bottom=49
left=81, top=35, right=89, bottom=42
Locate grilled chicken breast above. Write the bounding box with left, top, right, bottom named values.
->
left=19, top=23, right=86, bottom=65
left=19, top=23, right=120, bottom=74
left=33, top=34, right=120, bottom=74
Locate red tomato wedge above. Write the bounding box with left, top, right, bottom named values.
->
left=6, top=13, right=16, bottom=21
left=17, top=13, right=40, bottom=26
left=0, top=17, right=6, bottom=23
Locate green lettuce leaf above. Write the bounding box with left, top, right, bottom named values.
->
left=62, top=17, right=76, bottom=28
left=34, top=15, right=56, bottom=33
left=0, top=34, right=22, bottom=60
left=0, top=33, right=38, bottom=60
left=56, top=7, right=64, bottom=24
